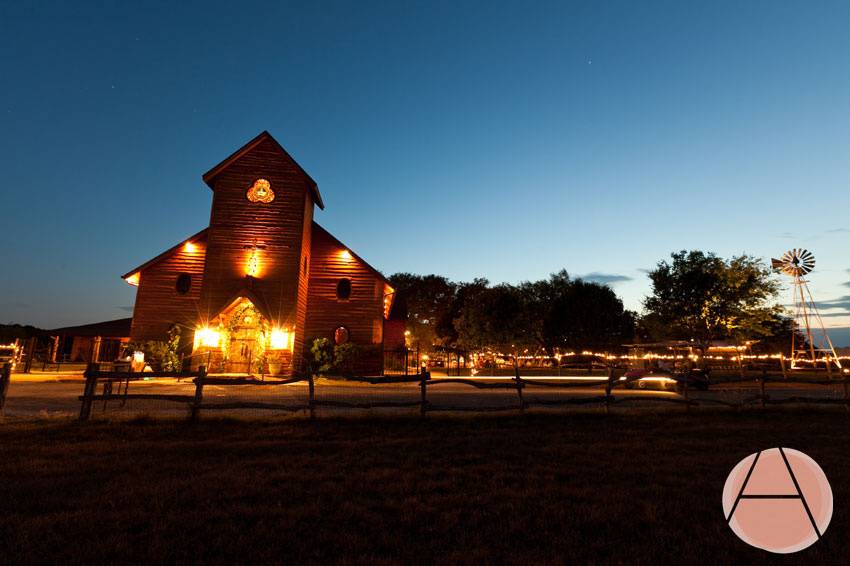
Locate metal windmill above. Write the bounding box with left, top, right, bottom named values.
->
left=771, top=249, right=842, bottom=371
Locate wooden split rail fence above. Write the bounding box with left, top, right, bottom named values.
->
left=76, top=363, right=850, bottom=421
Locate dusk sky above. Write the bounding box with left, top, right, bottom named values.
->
left=2, top=1, right=849, bottom=343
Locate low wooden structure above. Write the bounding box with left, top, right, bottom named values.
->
left=46, top=318, right=131, bottom=365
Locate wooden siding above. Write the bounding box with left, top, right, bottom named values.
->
left=198, top=137, right=315, bottom=374
left=293, top=193, right=314, bottom=369
left=305, top=223, right=386, bottom=374
left=130, top=235, right=207, bottom=341
left=383, top=319, right=406, bottom=351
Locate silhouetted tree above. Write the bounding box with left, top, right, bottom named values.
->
left=751, top=314, right=807, bottom=356
left=388, top=273, right=457, bottom=349
left=437, top=278, right=488, bottom=345
left=643, top=250, right=782, bottom=352
left=454, top=284, right=532, bottom=352
left=522, top=270, right=635, bottom=357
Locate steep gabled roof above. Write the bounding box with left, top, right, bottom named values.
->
left=312, top=221, right=393, bottom=290
left=50, top=318, right=132, bottom=338
left=201, top=130, right=325, bottom=209
left=121, top=228, right=208, bottom=280
left=207, top=287, right=276, bottom=325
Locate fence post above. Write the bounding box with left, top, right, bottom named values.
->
left=308, top=373, right=316, bottom=420
left=24, top=337, right=36, bottom=373
left=190, top=365, right=206, bottom=421
left=514, top=365, right=524, bottom=412
left=759, top=369, right=766, bottom=408
left=780, top=355, right=788, bottom=379
left=0, top=362, right=11, bottom=415
left=79, top=363, right=99, bottom=421
left=843, top=375, right=849, bottom=413
left=420, top=365, right=428, bottom=417
left=605, top=366, right=614, bottom=415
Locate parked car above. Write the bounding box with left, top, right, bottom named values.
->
left=622, top=368, right=709, bottom=391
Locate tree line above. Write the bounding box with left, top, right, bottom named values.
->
left=389, top=250, right=796, bottom=357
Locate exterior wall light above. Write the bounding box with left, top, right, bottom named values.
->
left=269, top=328, right=293, bottom=350
left=194, top=327, right=221, bottom=349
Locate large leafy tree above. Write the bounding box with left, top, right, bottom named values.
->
left=388, top=273, right=457, bottom=349
left=522, top=270, right=635, bottom=356
left=454, top=284, right=532, bottom=352
left=437, top=278, right=489, bottom=345
left=643, top=250, right=782, bottom=350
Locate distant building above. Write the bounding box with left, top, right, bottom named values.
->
left=123, top=131, right=403, bottom=375
left=48, top=318, right=132, bottom=363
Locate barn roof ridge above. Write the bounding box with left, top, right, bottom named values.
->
left=201, top=130, right=325, bottom=210
left=121, top=228, right=209, bottom=280
left=312, top=221, right=393, bottom=289
left=49, top=317, right=132, bottom=337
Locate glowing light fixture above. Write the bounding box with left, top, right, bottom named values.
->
left=194, top=327, right=221, bottom=349
left=340, top=249, right=352, bottom=260
left=124, top=272, right=140, bottom=286
left=246, top=250, right=260, bottom=277
left=184, top=241, right=197, bottom=253
left=269, top=328, right=293, bottom=350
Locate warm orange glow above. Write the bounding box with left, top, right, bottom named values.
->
left=194, top=327, right=221, bottom=349
left=184, top=241, right=197, bottom=253
left=269, top=328, right=294, bottom=350
left=247, top=178, right=275, bottom=203
left=340, top=249, right=352, bottom=260
left=246, top=250, right=260, bottom=277
left=382, top=284, right=395, bottom=318
left=124, top=272, right=140, bottom=286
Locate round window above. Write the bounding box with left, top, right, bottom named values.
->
left=334, top=326, right=350, bottom=345
left=336, top=278, right=352, bottom=300
left=175, top=273, right=192, bottom=295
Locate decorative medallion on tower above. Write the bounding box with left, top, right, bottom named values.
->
left=246, top=178, right=275, bottom=203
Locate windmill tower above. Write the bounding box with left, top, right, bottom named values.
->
left=771, top=249, right=842, bottom=372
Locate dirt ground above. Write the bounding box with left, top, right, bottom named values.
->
left=1, top=411, right=849, bottom=564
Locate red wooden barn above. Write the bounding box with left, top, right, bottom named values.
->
left=123, top=131, right=403, bottom=375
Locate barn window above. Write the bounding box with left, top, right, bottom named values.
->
left=334, top=326, right=350, bottom=345
left=176, top=273, right=192, bottom=295
left=336, top=278, right=352, bottom=300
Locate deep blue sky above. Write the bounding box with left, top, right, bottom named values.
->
left=1, top=1, right=849, bottom=343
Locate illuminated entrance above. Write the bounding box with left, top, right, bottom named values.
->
left=223, top=299, right=267, bottom=373
left=192, top=295, right=293, bottom=375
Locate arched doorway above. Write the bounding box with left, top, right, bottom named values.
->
left=222, top=299, right=267, bottom=373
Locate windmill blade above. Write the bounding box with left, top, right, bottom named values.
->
left=774, top=248, right=817, bottom=278
left=798, top=250, right=815, bottom=274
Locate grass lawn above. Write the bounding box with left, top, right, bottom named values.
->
left=2, top=411, right=849, bottom=564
